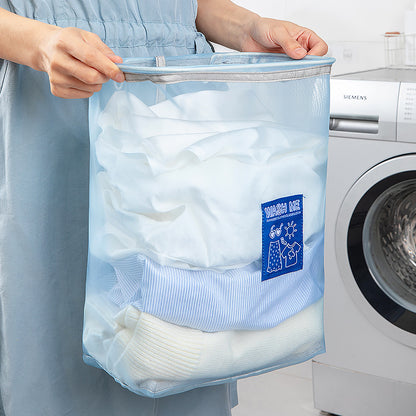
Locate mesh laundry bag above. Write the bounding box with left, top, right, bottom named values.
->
left=83, top=53, right=335, bottom=397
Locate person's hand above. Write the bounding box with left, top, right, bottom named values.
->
left=241, top=17, right=328, bottom=59
left=37, top=26, right=125, bottom=99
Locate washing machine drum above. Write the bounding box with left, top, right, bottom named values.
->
left=363, top=179, right=416, bottom=312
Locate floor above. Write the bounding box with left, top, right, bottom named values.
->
left=232, top=361, right=332, bottom=416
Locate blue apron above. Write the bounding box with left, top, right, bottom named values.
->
left=0, top=1, right=237, bottom=414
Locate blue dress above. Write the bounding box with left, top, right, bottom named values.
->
left=0, top=1, right=237, bottom=414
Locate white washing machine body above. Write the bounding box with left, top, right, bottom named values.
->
left=312, top=68, right=416, bottom=416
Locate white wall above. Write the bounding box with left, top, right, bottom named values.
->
left=218, top=0, right=416, bottom=74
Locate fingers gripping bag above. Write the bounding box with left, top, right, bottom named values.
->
left=83, top=53, right=335, bottom=398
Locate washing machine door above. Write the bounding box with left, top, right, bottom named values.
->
left=336, top=154, right=416, bottom=347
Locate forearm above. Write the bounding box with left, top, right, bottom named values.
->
left=0, top=8, right=57, bottom=71
left=196, top=0, right=259, bottom=51
left=196, top=1, right=327, bottom=58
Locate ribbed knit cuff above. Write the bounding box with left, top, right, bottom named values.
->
left=107, top=305, right=203, bottom=382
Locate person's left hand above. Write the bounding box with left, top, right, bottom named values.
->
left=241, top=17, right=328, bottom=59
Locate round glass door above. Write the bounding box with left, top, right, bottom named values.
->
left=363, top=179, right=416, bottom=313
left=346, top=170, right=416, bottom=336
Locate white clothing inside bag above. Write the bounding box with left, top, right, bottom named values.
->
left=85, top=53, right=335, bottom=398
left=93, top=90, right=327, bottom=270
left=83, top=295, right=324, bottom=396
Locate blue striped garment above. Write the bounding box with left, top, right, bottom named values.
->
left=107, top=235, right=324, bottom=332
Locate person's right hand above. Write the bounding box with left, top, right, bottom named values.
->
left=37, top=26, right=125, bottom=99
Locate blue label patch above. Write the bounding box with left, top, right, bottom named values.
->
left=261, top=195, right=303, bottom=281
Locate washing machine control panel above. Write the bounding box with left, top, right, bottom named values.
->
left=330, top=68, right=416, bottom=143
left=398, top=83, right=416, bottom=143
left=329, top=79, right=400, bottom=141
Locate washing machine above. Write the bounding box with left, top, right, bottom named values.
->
left=312, top=68, right=416, bottom=416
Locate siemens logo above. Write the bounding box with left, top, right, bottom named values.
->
left=344, top=94, right=367, bottom=101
